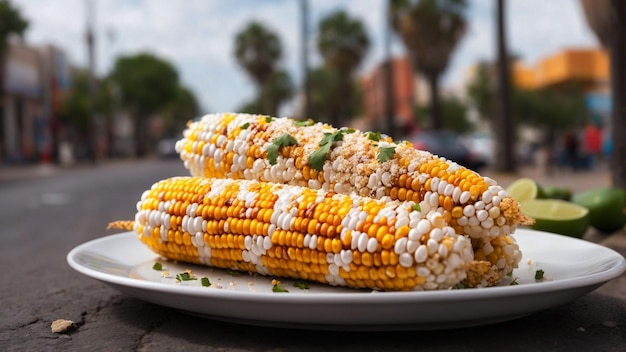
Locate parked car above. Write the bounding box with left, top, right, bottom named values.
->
left=464, top=131, right=495, bottom=166
left=407, top=129, right=487, bottom=171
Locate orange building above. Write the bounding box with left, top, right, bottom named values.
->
left=513, top=48, right=609, bottom=92
left=360, top=57, right=417, bottom=132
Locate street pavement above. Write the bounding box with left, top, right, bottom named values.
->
left=0, top=158, right=624, bottom=351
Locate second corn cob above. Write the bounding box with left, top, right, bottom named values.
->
left=130, top=177, right=522, bottom=290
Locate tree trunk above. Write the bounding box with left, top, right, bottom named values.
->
left=494, top=0, right=516, bottom=172
left=384, top=59, right=396, bottom=137
left=301, top=0, right=311, bottom=119
left=0, top=52, right=5, bottom=97
left=427, top=72, right=442, bottom=130
left=334, top=73, right=351, bottom=128
left=0, top=55, right=4, bottom=163
left=610, top=0, right=626, bottom=188
left=261, top=82, right=273, bottom=116
left=133, top=113, right=147, bottom=158
left=383, top=2, right=397, bottom=138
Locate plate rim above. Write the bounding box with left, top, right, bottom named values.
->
left=67, top=229, right=626, bottom=304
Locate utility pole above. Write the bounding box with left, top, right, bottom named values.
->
left=85, top=0, right=98, bottom=163
left=610, top=0, right=626, bottom=188
left=383, top=0, right=396, bottom=138
left=300, top=0, right=310, bottom=119
left=494, top=0, right=515, bottom=172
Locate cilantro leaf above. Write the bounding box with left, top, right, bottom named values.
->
left=176, top=272, right=197, bottom=282
left=294, top=119, right=314, bottom=127
left=535, top=269, right=545, bottom=281
left=226, top=269, right=240, bottom=277
left=366, top=131, right=381, bottom=142
left=201, top=277, right=211, bottom=287
left=377, top=146, right=396, bottom=163
left=267, top=133, right=298, bottom=165
left=308, top=144, right=332, bottom=171
left=240, top=122, right=250, bottom=130
left=294, top=280, right=309, bottom=289
left=412, top=203, right=421, bottom=212
left=265, top=116, right=274, bottom=123
left=272, top=280, right=289, bottom=293
left=152, top=262, right=163, bottom=271
left=308, top=130, right=346, bottom=171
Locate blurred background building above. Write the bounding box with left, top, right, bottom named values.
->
left=1, top=38, right=71, bottom=164
left=0, top=0, right=622, bottom=180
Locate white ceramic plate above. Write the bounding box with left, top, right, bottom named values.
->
left=67, top=229, right=626, bottom=331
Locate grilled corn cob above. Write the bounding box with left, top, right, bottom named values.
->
left=129, top=177, right=522, bottom=290
left=176, top=113, right=531, bottom=238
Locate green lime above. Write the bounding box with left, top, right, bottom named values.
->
left=506, top=178, right=543, bottom=203
left=520, top=199, right=590, bottom=238
left=541, top=186, right=573, bottom=201
left=572, top=187, right=626, bottom=233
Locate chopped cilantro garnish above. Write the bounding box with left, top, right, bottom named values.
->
left=201, top=277, right=211, bottom=287
left=272, top=282, right=289, bottom=293
left=308, top=130, right=348, bottom=171
left=294, top=119, right=314, bottom=127
left=294, top=280, right=309, bottom=289
left=266, top=133, right=298, bottom=165
left=152, top=262, right=163, bottom=271
left=366, top=131, right=382, bottom=142
left=453, top=283, right=465, bottom=289
left=377, top=146, right=396, bottom=163
left=509, top=278, right=519, bottom=285
left=176, top=272, right=197, bottom=282
left=535, top=269, right=545, bottom=281
left=226, top=269, right=240, bottom=277
left=240, top=122, right=250, bottom=129
left=412, top=204, right=421, bottom=212
left=265, top=116, right=273, bottom=123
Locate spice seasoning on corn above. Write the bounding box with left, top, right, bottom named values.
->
left=175, top=112, right=533, bottom=241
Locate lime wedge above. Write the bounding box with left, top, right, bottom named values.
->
left=573, top=187, right=626, bottom=233
left=520, top=199, right=589, bottom=238
left=506, top=178, right=542, bottom=203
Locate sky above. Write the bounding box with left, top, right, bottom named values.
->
left=12, top=0, right=600, bottom=116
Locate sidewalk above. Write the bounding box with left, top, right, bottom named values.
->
left=485, top=163, right=613, bottom=193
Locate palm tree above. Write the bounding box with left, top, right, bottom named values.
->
left=234, top=22, right=282, bottom=115
left=0, top=0, right=28, bottom=123
left=390, top=0, right=467, bottom=130
left=317, top=10, right=369, bottom=127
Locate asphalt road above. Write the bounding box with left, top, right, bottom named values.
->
left=0, top=159, right=188, bottom=351
left=0, top=159, right=624, bottom=351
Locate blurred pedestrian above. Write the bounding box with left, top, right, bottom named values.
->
left=562, top=130, right=580, bottom=171
left=583, top=120, right=602, bottom=169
